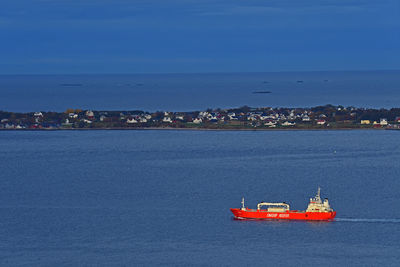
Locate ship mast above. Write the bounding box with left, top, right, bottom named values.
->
left=241, top=197, right=245, bottom=210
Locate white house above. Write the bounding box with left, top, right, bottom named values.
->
left=281, top=121, right=296, bottom=126
left=193, top=118, right=202, bottom=124
left=302, top=114, right=311, bottom=121
left=127, top=118, right=138, bottom=124
left=380, top=118, right=388, bottom=126
left=163, top=117, right=172, bottom=123
left=199, top=111, right=209, bottom=118
left=264, top=121, right=276, bottom=127
left=69, top=113, right=78, bottom=118
left=227, top=112, right=236, bottom=120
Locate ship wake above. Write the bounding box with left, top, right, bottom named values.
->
left=335, top=218, right=400, bottom=223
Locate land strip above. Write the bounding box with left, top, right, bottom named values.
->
left=1, top=105, right=400, bottom=130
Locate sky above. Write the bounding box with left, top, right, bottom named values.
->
left=0, top=0, right=399, bottom=74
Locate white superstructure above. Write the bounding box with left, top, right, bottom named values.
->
left=306, top=187, right=333, bottom=212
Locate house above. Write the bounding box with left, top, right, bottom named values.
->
left=227, top=112, right=236, bottom=120
left=5, top=123, right=15, bottom=129
left=193, top=118, right=202, bottom=124
left=288, top=111, right=296, bottom=120
left=264, top=121, right=276, bottom=127
left=197, top=111, right=207, bottom=118
left=162, top=117, right=172, bottom=123
left=209, top=115, right=219, bottom=121
left=126, top=118, right=138, bottom=124
left=69, top=113, right=78, bottom=119
left=316, top=119, right=326, bottom=125
left=360, top=120, right=370, bottom=124
left=302, top=115, right=311, bottom=121
left=85, top=110, right=94, bottom=119
left=247, top=115, right=258, bottom=121
left=281, top=121, right=296, bottom=126
left=380, top=118, right=388, bottom=126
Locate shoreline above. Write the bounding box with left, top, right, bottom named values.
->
left=2, top=104, right=400, bottom=131
left=0, top=127, right=389, bottom=132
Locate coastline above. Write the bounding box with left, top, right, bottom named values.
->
left=0, top=126, right=390, bottom=132
left=2, top=104, right=400, bottom=131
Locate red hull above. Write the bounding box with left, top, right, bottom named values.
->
left=231, top=208, right=336, bottom=221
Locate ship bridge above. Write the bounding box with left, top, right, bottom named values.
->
left=306, top=187, right=333, bottom=212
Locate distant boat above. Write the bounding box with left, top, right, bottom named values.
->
left=296, top=80, right=304, bottom=83
left=252, top=91, right=272, bottom=94
left=60, top=83, right=83, bottom=87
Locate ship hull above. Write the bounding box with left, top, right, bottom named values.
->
left=230, top=208, right=336, bottom=221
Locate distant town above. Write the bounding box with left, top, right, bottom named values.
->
left=1, top=105, right=400, bottom=130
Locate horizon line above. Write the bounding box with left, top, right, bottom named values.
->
left=3, top=104, right=400, bottom=114
left=1, top=69, right=400, bottom=76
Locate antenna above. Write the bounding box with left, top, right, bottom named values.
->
left=241, top=197, right=245, bottom=210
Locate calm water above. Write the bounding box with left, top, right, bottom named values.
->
left=1, top=71, right=400, bottom=112
left=0, top=130, right=399, bottom=266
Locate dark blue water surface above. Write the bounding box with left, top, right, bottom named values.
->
left=1, top=70, right=400, bottom=112
left=0, top=130, right=399, bottom=266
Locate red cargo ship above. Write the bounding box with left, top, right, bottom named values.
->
left=230, top=188, right=336, bottom=221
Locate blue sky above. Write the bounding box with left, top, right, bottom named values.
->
left=1, top=0, right=399, bottom=74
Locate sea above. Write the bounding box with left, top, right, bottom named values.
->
left=0, top=71, right=400, bottom=266
left=0, top=70, right=399, bottom=112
